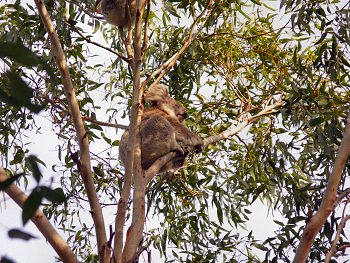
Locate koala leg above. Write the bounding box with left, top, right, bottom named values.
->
left=165, top=116, right=204, bottom=152
left=140, top=115, right=183, bottom=170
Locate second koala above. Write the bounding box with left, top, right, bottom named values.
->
left=95, top=0, right=145, bottom=29
left=119, top=84, right=204, bottom=173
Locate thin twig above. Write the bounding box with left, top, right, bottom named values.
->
left=203, top=92, right=285, bottom=147
left=141, top=0, right=215, bottom=90
left=38, top=91, right=129, bottom=130
left=141, top=0, right=151, bottom=53
left=333, top=188, right=350, bottom=209
left=325, top=202, right=350, bottom=263
left=71, top=22, right=130, bottom=62
left=196, top=27, right=286, bottom=42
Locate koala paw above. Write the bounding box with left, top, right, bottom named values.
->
left=194, top=142, right=204, bottom=153
left=180, top=146, right=190, bottom=157
left=174, top=143, right=184, bottom=156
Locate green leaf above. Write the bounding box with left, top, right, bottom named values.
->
left=315, top=32, right=328, bottom=45
left=309, top=117, right=324, bottom=127
left=9, top=148, right=25, bottom=165
left=0, top=72, right=44, bottom=113
left=0, top=42, right=56, bottom=83
left=93, top=166, right=105, bottom=177
left=26, top=155, right=42, bottom=183
left=189, top=216, right=199, bottom=232
left=40, top=186, right=66, bottom=204
left=0, top=42, right=42, bottom=67
left=22, top=188, right=42, bottom=225
left=252, top=242, right=269, bottom=251
left=163, top=2, right=180, bottom=18
left=8, top=229, right=37, bottom=240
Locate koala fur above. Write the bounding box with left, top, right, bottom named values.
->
left=95, top=0, right=137, bottom=29
left=119, top=84, right=204, bottom=173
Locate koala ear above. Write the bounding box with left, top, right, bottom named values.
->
left=145, top=84, right=169, bottom=104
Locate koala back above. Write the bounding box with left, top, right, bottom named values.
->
left=119, top=115, right=184, bottom=171
left=142, top=107, right=204, bottom=152
left=99, top=0, right=137, bottom=28
left=140, top=115, right=184, bottom=170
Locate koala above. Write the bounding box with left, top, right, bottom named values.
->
left=95, top=0, right=137, bottom=29
left=119, top=84, right=204, bottom=173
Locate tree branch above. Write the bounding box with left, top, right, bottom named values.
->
left=0, top=167, right=78, bottom=263
left=293, top=105, right=350, bottom=263
left=203, top=93, right=284, bottom=148
left=141, top=0, right=214, bottom=90
left=33, top=1, right=110, bottom=262
left=119, top=0, right=147, bottom=261
left=118, top=27, right=134, bottom=68
left=145, top=152, right=177, bottom=184
left=71, top=22, right=130, bottom=63
left=333, top=188, right=350, bottom=209
left=38, top=91, right=129, bottom=130
left=113, top=0, right=146, bottom=261
left=325, top=205, right=350, bottom=263
left=141, top=0, right=151, bottom=53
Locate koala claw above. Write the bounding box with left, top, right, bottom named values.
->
left=194, top=143, right=204, bottom=153
left=174, top=144, right=184, bottom=156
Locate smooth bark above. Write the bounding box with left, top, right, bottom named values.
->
left=33, top=0, right=110, bottom=261
left=293, top=107, right=350, bottom=263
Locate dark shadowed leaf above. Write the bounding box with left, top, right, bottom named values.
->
left=0, top=72, right=44, bottom=113
left=0, top=42, right=55, bottom=82
left=26, top=155, right=42, bottom=183
left=0, top=257, right=16, bottom=263
left=22, top=188, right=42, bottom=225
left=0, top=42, right=42, bottom=67
left=40, top=186, right=66, bottom=203
left=309, top=117, right=324, bottom=127
left=8, top=229, right=37, bottom=241
left=0, top=173, right=24, bottom=190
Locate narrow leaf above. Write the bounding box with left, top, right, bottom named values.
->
left=22, top=188, right=42, bottom=225
left=0, top=72, right=44, bottom=113
left=26, top=155, right=42, bottom=183
left=40, top=186, right=66, bottom=203
left=8, top=229, right=37, bottom=240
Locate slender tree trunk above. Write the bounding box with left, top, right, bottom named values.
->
left=33, top=1, right=110, bottom=261
left=293, top=107, right=350, bottom=262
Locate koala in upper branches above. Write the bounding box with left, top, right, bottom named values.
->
left=119, top=84, right=204, bottom=173
left=95, top=0, right=139, bottom=29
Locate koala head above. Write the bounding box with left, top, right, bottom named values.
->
left=145, top=84, right=188, bottom=122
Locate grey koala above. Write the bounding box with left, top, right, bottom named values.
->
left=119, top=84, right=204, bottom=173
left=95, top=0, right=139, bottom=29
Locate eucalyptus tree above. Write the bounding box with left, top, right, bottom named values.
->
left=0, top=0, right=350, bottom=262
